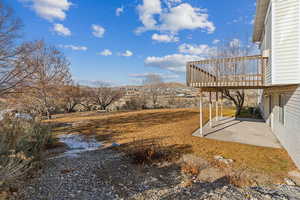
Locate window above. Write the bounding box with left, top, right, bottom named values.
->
left=278, top=94, right=285, bottom=125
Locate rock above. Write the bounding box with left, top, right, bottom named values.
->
left=214, top=155, right=223, bottom=160
left=197, top=167, right=225, bottom=182
left=214, top=155, right=234, bottom=165
left=284, top=178, right=296, bottom=186
left=13, top=143, right=300, bottom=200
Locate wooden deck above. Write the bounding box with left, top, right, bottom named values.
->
left=186, top=55, right=268, bottom=90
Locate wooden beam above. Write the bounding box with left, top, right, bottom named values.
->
left=221, top=91, right=223, bottom=118
left=195, top=86, right=267, bottom=91
left=199, top=90, right=203, bottom=137
left=187, top=55, right=262, bottom=65
left=209, top=92, right=212, bottom=127
left=216, top=91, right=219, bottom=121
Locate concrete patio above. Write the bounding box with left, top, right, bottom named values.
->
left=193, top=117, right=282, bottom=148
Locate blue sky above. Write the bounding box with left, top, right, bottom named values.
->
left=10, top=0, right=256, bottom=86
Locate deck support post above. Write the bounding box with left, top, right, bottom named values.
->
left=209, top=92, right=212, bottom=127
left=221, top=91, right=223, bottom=118
left=216, top=91, right=219, bottom=121
left=199, top=90, right=203, bottom=137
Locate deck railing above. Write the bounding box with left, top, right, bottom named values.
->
left=186, top=55, right=268, bottom=88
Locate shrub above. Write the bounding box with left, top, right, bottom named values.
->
left=123, top=97, right=147, bottom=111
left=222, top=168, right=254, bottom=187
left=223, top=173, right=253, bottom=187
left=0, top=116, right=53, bottom=185
left=181, top=163, right=200, bottom=176
left=126, top=139, right=175, bottom=165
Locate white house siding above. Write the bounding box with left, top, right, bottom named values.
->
left=262, top=85, right=300, bottom=168
left=272, top=0, right=300, bottom=85
left=261, top=3, right=272, bottom=85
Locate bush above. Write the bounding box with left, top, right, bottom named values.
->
left=181, top=163, right=200, bottom=176
left=237, top=107, right=263, bottom=119
left=123, top=97, right=147, bottom=111
left=126, top=139, right=178, bottom=165
left=0, top=116, right=53, bottom=185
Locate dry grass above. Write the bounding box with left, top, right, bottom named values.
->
left=125, top=139, right=178, bottom=165
left=181, top=163, right=200, bottom=176
left=47, top=108, right=296, bottom=181
left=224, top=174, right=253, bottom=187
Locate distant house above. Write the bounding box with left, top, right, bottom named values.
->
left=186, top=0, right=300, bottom=168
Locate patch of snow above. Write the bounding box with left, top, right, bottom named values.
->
left=57, top=134, right=102, bottom=158
left=0, top=110, right=32, bottom=121
left=15, top=113, right=32, bottom=120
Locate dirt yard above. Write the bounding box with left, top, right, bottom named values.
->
left=47, top=108, right=296, bottom=180
left=9, top=108, right=300, bottom=200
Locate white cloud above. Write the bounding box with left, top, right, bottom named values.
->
left=229, top=16, right=253, bottom=25
left=152, top=33, right=179, bottom=43
left=53, top=23, right=71, bottom=36
left=145, top=54, right=202, bottom=72
left=212, top=39, right=220, bottom=44
left=178, top=43, right=213, bottom=56
left=230, top=38, right=241, bottom=47
left=160, top=3, right=215, bottom=34
left=165, top=0, right=182, bottom=8
left=167, top=0, right=182, bottom=4
left=19, top=0, right=72, bottom=21
left=99, top=49, right=112, bottom=56
left=116, top=7, right=124, bottom=16
left=60, top=44, right=87, bottom=51
left=136, top=0, right=162, bottom=33
left=120, top=50, right=133, bottom=57
left=92, top=24, right=105, bottom=38
left=136, top=1, right=215, bottom=34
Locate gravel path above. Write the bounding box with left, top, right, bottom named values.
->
left=12, top=146, right=300, bottom=200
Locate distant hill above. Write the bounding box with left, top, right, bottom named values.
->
left=78, top=82, right=187, bottom=89
left=163, top=82, right=187, bottom=88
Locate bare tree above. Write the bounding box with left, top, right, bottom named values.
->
left=91, top=82, right=123, bottom=111
left=0, top=2, right=37, bottom=96
left=123, top=94, right=147, bottom=110
left=21, top=41, right=71, bottom=119
left=79, top=87, right=95, bottom=111
left=143, top=74, right=164, bottom=108
left=60, top=83, right=82, bottom=113
left=222, top=90, right=245, bottom=115
left=213, top=40, right=255, bottom=116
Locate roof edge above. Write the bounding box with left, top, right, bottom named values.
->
left=252, top=0, right=271, bottom=42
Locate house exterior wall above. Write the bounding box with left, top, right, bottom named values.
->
left=261, top=86, right=300, bottom=168
left=261, top=3, right=272, bottom=85
left=272, top=0, right=300, bottom=85
left=258, top=0, right=300, bottom=168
